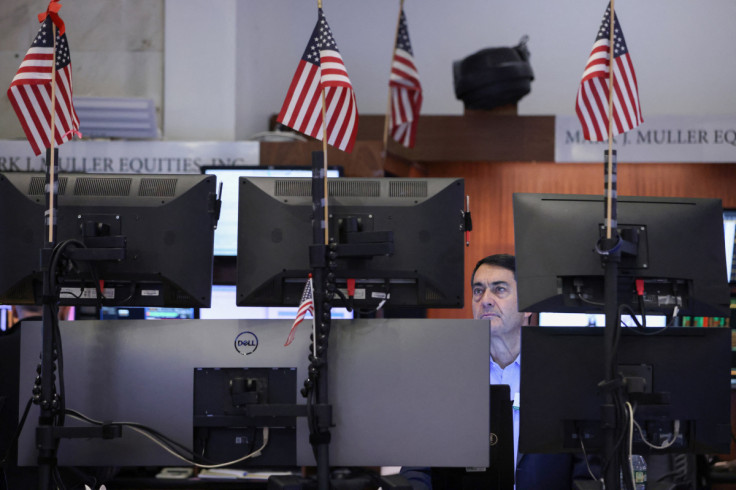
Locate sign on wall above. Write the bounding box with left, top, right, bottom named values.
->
left=555, top=115, right=736, bottom=163
left=0, top=140, right=260, bottom=173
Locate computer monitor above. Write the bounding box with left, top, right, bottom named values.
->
left=14, top=318, right=490, bottom=469
left=538, top=312, right=667, bottom=328
left=0, top=172, right=218, bottom=308
left=519, top=326, right=731, bottom=455
left=199, top=284, right=353, bottom=320
left=513, top=193, right=730, bottom=317
left=237, top=177, right=466, bottom=309
left=100, top=306, right=197, bottom=320
left=0, top=304, right=12, bottom=332
left=200, top=166, right=341, bottom=258
left=724, top=209, right=736, bottom=283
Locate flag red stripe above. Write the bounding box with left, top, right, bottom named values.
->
left=300, top=87, right=323, bottom=136
left=7, top=87, right=42, bottom=155
left=278, top=61, right=315, bottom=126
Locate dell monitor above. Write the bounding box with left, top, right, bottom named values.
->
left=236, top=177, right=466, bottom=309
left=11, top=318, right=490, bottom=469
left=513, top=193, right=730, bottom=317
left=0, top=172, right=218, bottom=308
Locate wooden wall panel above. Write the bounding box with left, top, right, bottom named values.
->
left=425, top=161, right=736, bottom=319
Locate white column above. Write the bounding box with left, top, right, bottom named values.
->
left=163, top=0, right=236, bottom=140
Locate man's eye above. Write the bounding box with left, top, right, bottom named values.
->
left=472, top=288, right=483, bottom=296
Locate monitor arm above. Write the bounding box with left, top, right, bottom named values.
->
left=333, top=215, right=394, bottom=258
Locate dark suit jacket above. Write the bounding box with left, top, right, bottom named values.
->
left=516, top=453, right=597, bottom=490
left=401, top=453, right=597, bottom=490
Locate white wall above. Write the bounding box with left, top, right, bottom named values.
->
left=3, top=0, right=736, bottom=142
left=164, top=0, right=236, bottom=140
left=232, top=0, right=736, bottom=139
left=0, top=0, right=164, bottom=140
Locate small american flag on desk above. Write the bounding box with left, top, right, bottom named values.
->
left=7, top=14, right=80, bottom=156
left=277, top=8, right=358, bottom=153
left=285, top=276, right=314, bottom=347
left=575, top=2, right=642, bottom=142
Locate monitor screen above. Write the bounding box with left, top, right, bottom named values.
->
left=199, top=284, right=353, bottom=320
left=513, top=193, right=730, bottom=317
left=538, top=312, right=667, bottom=328
left=0, top=172, right=218, bottom=308
left=724, top=210, right=736, bottom=282
left=100, top=306, right=197, bottom=320
left=519, top=326, right=731, bottom=455
left=237, top=177, right=466, bottom=309
left=0, top=305, right=11, bottom=332
left=201, top=166, right=341, bottom=257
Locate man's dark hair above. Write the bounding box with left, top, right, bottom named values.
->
left=471, top=254, right=516, bottom=285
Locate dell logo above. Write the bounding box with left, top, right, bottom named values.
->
left=234, top=331, right=258, bottom=356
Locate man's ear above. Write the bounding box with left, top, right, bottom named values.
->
left=523, top=311, right=533, bottom=326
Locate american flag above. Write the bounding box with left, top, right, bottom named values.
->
left=575, top=3, right=642, bottom=142
left=7, top=16, right=80, bottom=156
left=277, top=8, right=358, bottom=153
left=389, top=9, right=422, bottom=148
left=284, top=276, right=314, bottom=346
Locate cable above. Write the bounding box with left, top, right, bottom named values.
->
left=619, top=304, right=643, bottom=329
left=637, top=295, right=647, bottom=329
left=375, top=292, right=390, bottom=311
left=52, top=466, right=66, bottom=490
left=67, top=409, right=197, bottom=461
left=577, top=429, right=601, bottom=483
left=634, top=418, right=680, bottom=450
left=600, top=386, right=630, bottom=479
left=65, top=410, right=269, bottom=469
left=616, top=303, right=672, bottom=337
left=576, top=292, right=605, bottom=307
left=52, top=302, right=65, bottom=429
left=667, top=306, right=680, bottom=327
left=127, top=425, right=269, bottom=469
left=626, top=402, right=635, bottom=490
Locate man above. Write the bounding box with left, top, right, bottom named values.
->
left=402, top=254, right=598, bottom=489
left=8, top=305, right=44, bottom=328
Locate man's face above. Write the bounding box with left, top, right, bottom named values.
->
left=471, top=264, right=530, bottom=337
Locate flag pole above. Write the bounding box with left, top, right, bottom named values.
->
left=48, top=22, right=58, bottom=244
left=605, top=0, right=615, bottom=240
left=317, top=0, right=329, bottom=246
left=316, top=5, right=331, bottom=487
left=320, top=94, right=329, bottom=245
left=39, top=18, right=60, bottom=490
left=382, top=0, right=404, bottom=155
left=602, top=7, right=623, bottom=490
left=314, top=10, right=332, bottom=488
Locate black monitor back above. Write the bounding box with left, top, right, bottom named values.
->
left=519, top=326, right=731, bottom=455
left=513, top=193, right=729, bottom=317
left=236, top=177, right=466, bottom=309
left=0, top=172, right=218, bottom=307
